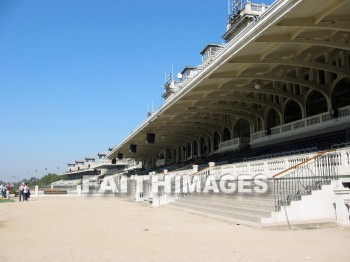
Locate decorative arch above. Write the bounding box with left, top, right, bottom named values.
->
left=306, top=90, right=328, bottom=117
left=200, top=137, right=207, bottom=154
left=256, top=116, right=263, bottom=132
left=165, top=148, right=172, bottom=159
left=187, top=142, right=192, bottom=158
left=284, top=100, right=302, bottom=123
left=223, top=127, right=231, bottom=141
left=182, top=146, right=186, bottom=159
left=332, top=77, right=350, bottom=108
left=208, top=136, right=212, bottom=153
left=234, top=119, right=250, bottom=138
left=178, top=146, right=182, bottom=161
left=172, top=149, right=177, bottom=162
left=266, top=108, right=281, bottom=128
left=213, top=131, right=220, bottom=151
left=193, top=140, right=199, bottom=156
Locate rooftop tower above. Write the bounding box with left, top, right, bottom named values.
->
left=223, top=0, right=269, bottom=42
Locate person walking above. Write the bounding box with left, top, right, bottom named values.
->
left=0, top=184, right=3, bottom=198
left=18, top=183, right=25, bottom=201
left=1, top=184, right=6, bottom=198
left=23, top=183, right=29, bottom=201
left=6, top=184, right=10, bottom=199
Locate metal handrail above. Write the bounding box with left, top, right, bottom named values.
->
left=273, top=149, right=334, bottom=178
left=273, top=150, right=338, bottom=211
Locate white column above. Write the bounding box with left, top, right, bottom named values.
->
left=151, top=175, right=172, bottom=207
left=82, top=179, right=89, bottom=193
left=35, top=185, right=39, bottom=197
left=333, top=188, right=350, bottom=226
left=120, top=176, right=128, bottom=194
left=77, top=185, right=82, bottom=197
left=135, top=176, right=144, bottom=202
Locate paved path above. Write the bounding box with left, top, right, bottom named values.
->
left=1, top=197, right=350, bottom=261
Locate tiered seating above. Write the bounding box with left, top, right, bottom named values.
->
left=132, top=129, right=348, bottom=175
left=168, top=190, right=276, bottom=226
left=166, top=130, right=348, bottom=227
left=209, top=129, right=347, bottom=164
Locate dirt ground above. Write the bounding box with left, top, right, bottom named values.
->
left=0, top=196, right=349, bottom=262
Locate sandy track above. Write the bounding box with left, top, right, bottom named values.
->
left=1, top=197, right=350, bottom=262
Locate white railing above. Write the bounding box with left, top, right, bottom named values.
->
left=152, top=147, right=350, bottom=180
left=99, top=159, right=111, bottom=164
left=251, top=105, right=350, bottom=145
left=200, top=46, right=226, bottom=70
left=218, top=137, right=250, bottom=152
left=156, top=159, right=165, bottom=167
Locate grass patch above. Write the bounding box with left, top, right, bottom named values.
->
left=0, top=198, right=15, bottom=203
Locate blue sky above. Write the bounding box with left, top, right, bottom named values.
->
left=0, top=0, right=274, bottom=182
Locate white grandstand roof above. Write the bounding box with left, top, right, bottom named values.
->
left=107, top=0, right=350, bottom=160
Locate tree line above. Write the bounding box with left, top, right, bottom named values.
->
left=11, top=173, right=67, bottom=189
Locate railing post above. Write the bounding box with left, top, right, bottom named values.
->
left=208, top=162, right=215, bottom=175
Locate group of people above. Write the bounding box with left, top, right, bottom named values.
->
left=0, top=184, right=11, bottom=199
left=18, top=182, right=30, bottom=201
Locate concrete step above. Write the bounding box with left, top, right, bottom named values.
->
left=169, top=201, right=270, bottom=223
left=167, top=203, right=337, bottom=230
left=183, top=194, right=275, bottom=204
left=184, top=191, right=275, bottom=198
left=166, top=204, right=261, bottom=227
left=177, top=198, right=274, bottom=214
left=166, top=191, right=278, bottom=226
left=183, top=197, right=275, bottom=207
left=179, top=197, right=275, bottom=212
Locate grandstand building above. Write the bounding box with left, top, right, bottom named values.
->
left=108, top=0, right=350, bottom=169
left=48, top=0, right=350, bottom=227
left=100, top=0, right=350, bottom=227
left=53, top=152, right=135, bottom=188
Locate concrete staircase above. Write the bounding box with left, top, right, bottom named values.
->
left=167, top=192, right=276, bottom=227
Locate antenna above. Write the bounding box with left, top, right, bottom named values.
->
left=151, top=99, right=154, bottom=112
left=228, top=0, right=231, bottom=16
left=232, top=0, right=247, bottom=16
left=171, top=64, right=174, bottom=81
